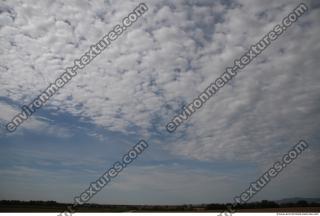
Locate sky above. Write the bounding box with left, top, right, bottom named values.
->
left=0, top=0, right=319, bottom=205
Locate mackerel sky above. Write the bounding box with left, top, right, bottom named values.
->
left=0, top=0, right=319, bottom=205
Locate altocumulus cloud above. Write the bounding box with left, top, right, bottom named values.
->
left=0, top=0, right=320, bottom=204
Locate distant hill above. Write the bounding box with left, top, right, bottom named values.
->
left=276, top=197, right=320, bottom=204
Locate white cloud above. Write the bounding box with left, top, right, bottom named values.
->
left=0, top=0, right=319, bottom=166
left=0, top=101, right=72, bottom=137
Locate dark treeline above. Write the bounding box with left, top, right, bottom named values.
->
left=206, top=200, right=320, bottom=210
left=0, top=199, right=319, bottom=212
